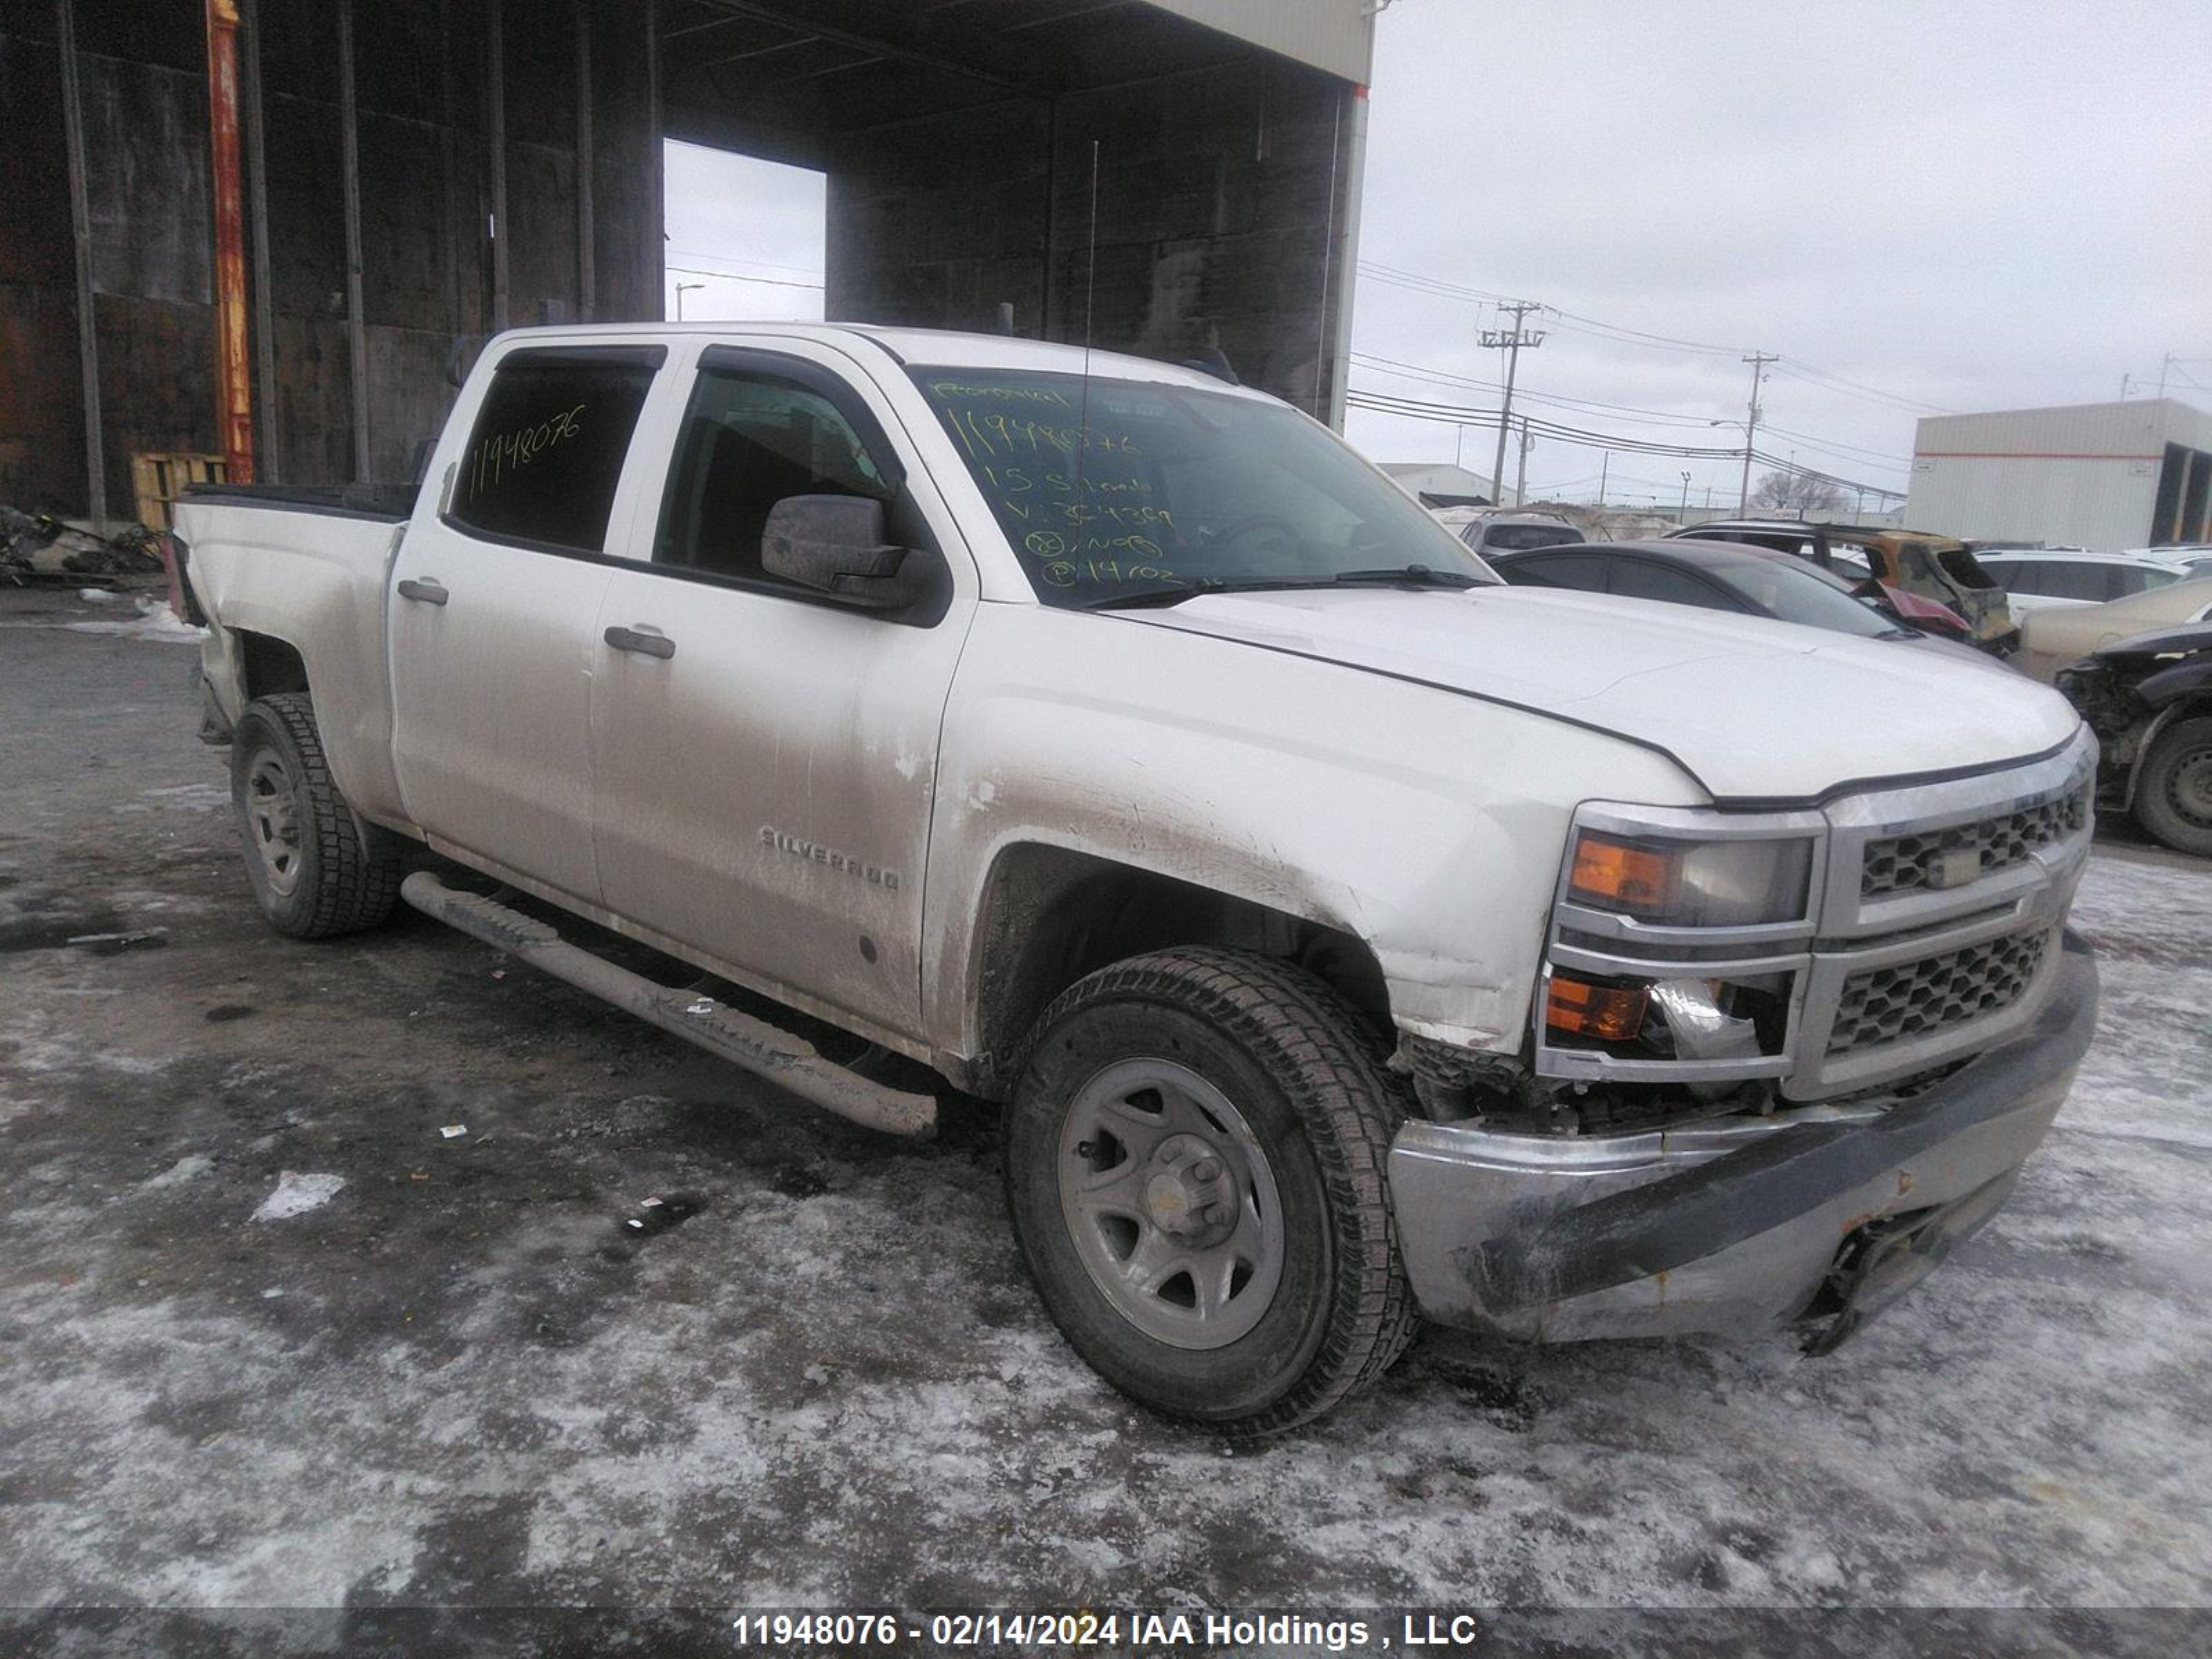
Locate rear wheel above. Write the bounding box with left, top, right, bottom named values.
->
left=2135, top=715, right=2212, bottom=858
left=231, top=693, right=401, bottom=937
left=1003, top=947, right=1416, bottom=1434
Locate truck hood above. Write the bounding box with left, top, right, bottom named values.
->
left=1123, top=586, right=2079, bottom=802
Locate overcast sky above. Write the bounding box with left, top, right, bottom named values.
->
left=666, top=0, right=2211, bottom=508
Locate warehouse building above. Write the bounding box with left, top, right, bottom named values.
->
left=1, top=0, right=1374, bottom=526
left=1904, top=397, right=2212, bottom=552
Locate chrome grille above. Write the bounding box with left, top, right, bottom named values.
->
left=1861, top=787, right=2087, bottom=898
left=1826, top=928, right=2051, bottom=1056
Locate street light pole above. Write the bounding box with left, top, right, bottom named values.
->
left=675, top=281, right=704, bottom=321
left=1678, top=471, right=1691, bottom=523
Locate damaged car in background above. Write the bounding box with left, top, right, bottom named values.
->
left=169, top=323, right=2099, bottom=1431
left=2054, top=624, right=2212, bottom=856
left=1671, top=518, right=2018, bottom=655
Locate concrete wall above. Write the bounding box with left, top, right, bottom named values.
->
left=1906, top=398, right=2212, bottom=550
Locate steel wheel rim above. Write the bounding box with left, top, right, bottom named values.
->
left=1057, top=1056, right=1286, bottom=1350
left=2164, top=745, right=2212, bottom=830
left=245, top=753, right=303, bottom=897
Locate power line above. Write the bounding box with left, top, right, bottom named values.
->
left=1347, top=386, right=1907, bottom=500
left=667, top=249, right=825, bottom=279
left=1352, top=350, right=1915, bottom=478
left=666, top=263, right=824, bottom=290
left=1356, top=257, right=1958, bottom=414
left=1351, top=353, right=1724, bottom=428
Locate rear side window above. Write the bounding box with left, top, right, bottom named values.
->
left=448, top=348, right=662, bottom=552
left=1482, top=523, right=1580, bottom=552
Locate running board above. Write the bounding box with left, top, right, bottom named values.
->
left=400, top=872, right=937, bottom=1138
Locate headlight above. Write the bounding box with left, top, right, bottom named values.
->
left=1568, top=830, right=1812, bottom=928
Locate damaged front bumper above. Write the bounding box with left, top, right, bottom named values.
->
left=1386, top=932, right=2098, bottom=1347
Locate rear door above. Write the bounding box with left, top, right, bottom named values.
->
left=388, top=344, right=664, bottom=903
left=588, top=341, right=975, bottom=1040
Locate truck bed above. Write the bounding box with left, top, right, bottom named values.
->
left=181, top=481, right=419, bottom=523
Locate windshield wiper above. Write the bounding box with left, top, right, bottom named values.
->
left=1328, top=565, right=1485, bottom=590
left=1077, top=577, right=1229, bottom=610
left=1078, top=577, right=1342, bottom=610
left=1079, top=566, right=1485, bottom=610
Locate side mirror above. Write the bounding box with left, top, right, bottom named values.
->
left=762, top=494, right=922, bottom=610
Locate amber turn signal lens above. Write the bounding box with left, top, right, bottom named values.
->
left=1569, top=834, right=1679, bottom=915
left=1546, top=974, right=1650, bottom=1042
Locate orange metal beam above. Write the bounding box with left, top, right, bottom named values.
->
left=205, top=0, right=254, bottom=482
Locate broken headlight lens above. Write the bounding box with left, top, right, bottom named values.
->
left=1568, top=830, right=1813, bottom=928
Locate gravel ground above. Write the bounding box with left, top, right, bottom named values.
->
left=1, top=588, right=2208, bottom=1644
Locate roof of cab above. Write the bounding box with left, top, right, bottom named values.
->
left=477, top=320, right=1265, bottom=398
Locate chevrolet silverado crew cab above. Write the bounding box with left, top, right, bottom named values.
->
left=172, top=324, right=2100, bottom=1432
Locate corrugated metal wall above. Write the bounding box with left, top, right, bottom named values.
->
left=0, top=0, right=657, bottom=519
left=1906, top=398, right=2212, bottom=549
left=5, top=0, right=1367, bottom=522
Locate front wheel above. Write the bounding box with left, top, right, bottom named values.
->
left=2135, top=714, right=2212, bottom=858
left=1003, top=948, right=1416, bottom=1434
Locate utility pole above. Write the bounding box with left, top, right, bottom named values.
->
left=1482, top=300, right=1546, bottom=508
left=1515, top=417, right=1534, bottom=507
left=1597, top=451, right=1609, bottom=506
left=1738, top=351, right=1777, bottom=514
left=1678, top=471, right=1691, bottom=522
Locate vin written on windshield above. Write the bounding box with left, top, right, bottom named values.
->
left=910, top=369, right=1492, bottom=606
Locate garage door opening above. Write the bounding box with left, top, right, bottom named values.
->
left=663, top=140, right=826, bottom=324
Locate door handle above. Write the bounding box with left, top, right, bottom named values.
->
left=603, top=624, right=675, bottom=660
left=397, top=578, right=449, bottom=606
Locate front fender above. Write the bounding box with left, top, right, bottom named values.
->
left=919, top=605, right=1703, bottom=1063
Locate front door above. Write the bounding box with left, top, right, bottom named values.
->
left=589, top=344, right=975, bottom=1041
left=388, top=344, right=664, bottom=903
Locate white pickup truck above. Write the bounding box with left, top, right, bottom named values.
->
left=172, top=324, right=2100, bottom=1432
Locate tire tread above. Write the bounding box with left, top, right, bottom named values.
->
left=235, top=691, right=401, bottom=938
left=1016, top=946, right=1418, bottom=1434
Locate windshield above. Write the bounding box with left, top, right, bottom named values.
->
left=1714, top=555, right=1898, bottom=639
left=909, top=368, right=1497, bottom=604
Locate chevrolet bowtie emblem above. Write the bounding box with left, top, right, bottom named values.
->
left=1929, top=846, right=1981, bottom=890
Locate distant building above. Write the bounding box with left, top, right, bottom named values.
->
left=1380, top=462, right=1499, bottom=508
left=1906, top=398, right=2212, bottom=550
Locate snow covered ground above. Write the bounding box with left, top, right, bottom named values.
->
left=1, top=594, right=2206, bottom=1638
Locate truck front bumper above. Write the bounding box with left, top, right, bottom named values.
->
left=1387, top=932, right=2099, bottom=1347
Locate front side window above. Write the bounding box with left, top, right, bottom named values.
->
left=910, top=369, right=1493, bottom=604
left=1609, top=559, right=1738, bottom=610
left=1500, top=551, right=1610, bottom=592
left=448, top=349, right=659, bottom=552
left=656, top=368, right=890, bottom=587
